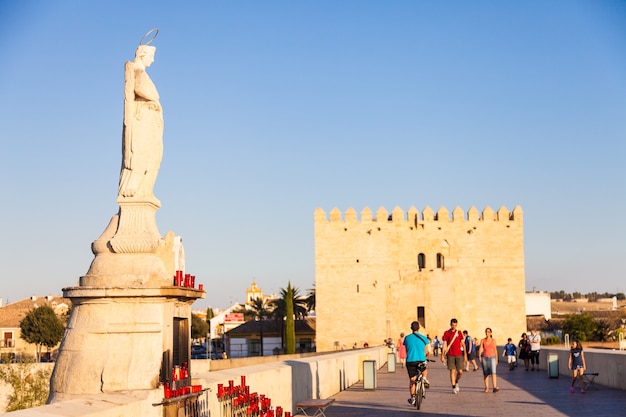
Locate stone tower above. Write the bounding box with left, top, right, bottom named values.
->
left=314, top=205, right=526, bottom=352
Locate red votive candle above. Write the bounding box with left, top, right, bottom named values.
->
left=199, top=284, right=204, bottom=290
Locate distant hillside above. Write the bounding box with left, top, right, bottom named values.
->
left=551, top=300, right=625, bottom=315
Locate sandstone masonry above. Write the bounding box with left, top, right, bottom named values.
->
left=314, top=205, right=526, bottom=352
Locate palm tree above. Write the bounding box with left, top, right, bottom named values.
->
left=272, top=285, right=308, bottom=320
left=230, top=303, right=256, bottom=321
left=249, top=297, right=272, bottom=356
left=270, top=283, right=309, bottom=352
left=306, top=284, right=316, bottom=312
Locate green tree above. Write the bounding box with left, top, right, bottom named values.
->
left=0, top=359, right=52, bottom=411
left=249, top=297, right=272, bottom=356
left=270, top=285, right=308, bottom=352
left=191, top=313, right=209, bottom=341
left=285, top=283, right=296, bottom=354
left=306, top=284, right=316, bottom=312
left=271, top=286, right=308, bottom=321
left=593, top=319, right=611, bottom=342
left=587, top=292, right=599, bottom=302
left=205, top=307, right=215, bottom=343
left=231, top=304, right=257, bottom=321
left=19, top=306, right=64, bottom=362
left=550, top=290, right=565, bottom=300
left=562, top=313, right=597, bottom=342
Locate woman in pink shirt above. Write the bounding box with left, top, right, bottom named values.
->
left=397, top=333, right=407, bottom=368
left=479, top=328, right=499, bottom=393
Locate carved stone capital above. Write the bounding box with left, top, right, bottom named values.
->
left=109, top=198, right=162, bottom=254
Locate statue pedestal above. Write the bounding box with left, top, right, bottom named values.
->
left=48, top=287, right=204, bottom=403
left=48, top=206, right=205, bottom=402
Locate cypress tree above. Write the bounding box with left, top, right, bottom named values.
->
left=285, top=282, right=296, bottom=354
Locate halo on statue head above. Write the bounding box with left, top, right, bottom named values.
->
left=139, top=28, right=159, bottom=46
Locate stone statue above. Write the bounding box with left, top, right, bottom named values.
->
left=118, top=35, right=163, bottom=201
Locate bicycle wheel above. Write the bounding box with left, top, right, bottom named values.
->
left=415, top=379, right=423, bottom=410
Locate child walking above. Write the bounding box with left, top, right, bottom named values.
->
left=502, top=338, right=517, bottom=371
left=568, top=340, right=586, bottom=393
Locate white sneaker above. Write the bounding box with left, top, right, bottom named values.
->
left=454, top=383, right=459, bottom=394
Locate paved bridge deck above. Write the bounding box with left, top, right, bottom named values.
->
left=319, top=359, right=626, bottom=416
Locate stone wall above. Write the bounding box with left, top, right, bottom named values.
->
left=314, top=205, right=526, bottom=352
left=2, top=346, right=625, bottom=416
left=1, top=346, right=388, bottom=416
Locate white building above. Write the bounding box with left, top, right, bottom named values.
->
left=525, top=291, right=551, bottom=320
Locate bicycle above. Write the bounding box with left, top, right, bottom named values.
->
left=411, top=359, right=435, bottom=411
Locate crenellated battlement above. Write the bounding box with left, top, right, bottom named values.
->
left=314, top=205, right=523, bottom=223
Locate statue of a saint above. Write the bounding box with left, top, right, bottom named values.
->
left=118, top=42, right=163, bottom=201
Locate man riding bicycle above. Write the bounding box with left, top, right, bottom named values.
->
left=403, top=321, right=431, bottom=405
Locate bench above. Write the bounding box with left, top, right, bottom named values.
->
left=295, top=398, right=335, bottom=417
left=582, top=372, right=599, bottom=390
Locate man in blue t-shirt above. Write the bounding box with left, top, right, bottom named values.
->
left=403, top=321, right=431, bottom=406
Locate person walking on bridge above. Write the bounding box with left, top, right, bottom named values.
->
left=442, top=318, right=467, bottom=394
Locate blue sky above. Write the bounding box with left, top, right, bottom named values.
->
left=1, top=1, right=624, bottom=310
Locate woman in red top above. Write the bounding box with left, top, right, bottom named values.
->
left=479, top=328, right=499, bottom=393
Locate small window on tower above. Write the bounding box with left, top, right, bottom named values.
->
left=437, top=253, right=445, bottom=269
left=417, top=306, right=425, bottom=327
left=417, top=253, right=425, bottom=270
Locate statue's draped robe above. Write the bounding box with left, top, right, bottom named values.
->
left=118, top=60, right=163, bottom=200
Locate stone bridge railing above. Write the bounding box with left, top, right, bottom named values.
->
left=2, top=346, right=388, bottom=416
left=538, top=346, right=626, bottom=390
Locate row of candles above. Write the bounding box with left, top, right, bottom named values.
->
left=173, top=270, right=204, bottom=290
left=217, top=376, right=290, bottom=417
left=163, top=362, right=202, bottom=399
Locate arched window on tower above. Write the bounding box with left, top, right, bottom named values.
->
left=437, top=253, right=445, bottom=270
left=417, top=253, right=425, bottom=270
